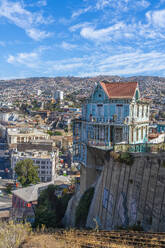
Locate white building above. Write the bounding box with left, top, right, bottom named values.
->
left=11, top=150, right=58, bottom=182
left=37, top=89, right=42, bottom=96
left=54, top=90, right=64, bottom=101
left=7, top=128, right=50, bottom=147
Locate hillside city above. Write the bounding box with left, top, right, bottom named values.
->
left=0, top=76, right=165, bottom=247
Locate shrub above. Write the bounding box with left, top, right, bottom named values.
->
left=34, top=185, right=72, bottom=229
left=54, top=131, right=63, bottom=136
left=0, top=221, right=31, bottom=248
left=110, top=151, right=120, bottom=161
left=118, top=152, right=134, bottom=166
left=75, top=187, right=94, bottom=228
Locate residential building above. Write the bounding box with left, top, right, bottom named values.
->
left=11, top=182, right=53, bottom=223
left=54, top=90, right=64, bottom=101
left=11, top=150, right=58, bottom=182
left=7, top=128, right=50, bottom=149
left=73, top=81, right=150, bottom=165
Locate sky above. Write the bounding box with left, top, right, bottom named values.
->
left=0, top=0, right=165, bottom=79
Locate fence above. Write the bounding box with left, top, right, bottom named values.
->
left=114, top=142, right=165, bottom=153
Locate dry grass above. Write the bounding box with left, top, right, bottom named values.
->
left=21, top=229, right=164, bottom=248
left=22, top=235, right=134, bottom=248
left=0, top=223, right=163, bottom=248
left=0, top=221, right=31, bottom=248
left=21, top=230, right=134, bottom=248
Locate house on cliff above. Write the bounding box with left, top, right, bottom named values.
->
left=73, top=81, right=150, bottom=165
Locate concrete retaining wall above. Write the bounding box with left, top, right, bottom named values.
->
left=86, top=151, right=165, bottom=232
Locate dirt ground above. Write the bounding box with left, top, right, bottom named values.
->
left=20, top=234, right=134, bottom=248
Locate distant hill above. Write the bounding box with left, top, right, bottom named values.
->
left=0, top=75, right=164, bottom=96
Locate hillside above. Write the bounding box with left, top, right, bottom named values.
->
left=0, top=75, right=164, bottom=97
left=21, top=230, right=165, bottom=248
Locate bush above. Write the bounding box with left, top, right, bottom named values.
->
left=111, top=151, right=134, bottom=166
left=75, top=187, right=94, bottom=228
left=54, top=131, right=62, bottom=136
left=34, top=185, right=72, bottom=228
left=118, top=152, right=134, bottom=166
left=0, top=221, right=31, bottom=248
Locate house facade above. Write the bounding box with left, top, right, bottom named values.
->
left=73, top=81, right=150, bottom=165
left=11, top=150, right=58, bottom=182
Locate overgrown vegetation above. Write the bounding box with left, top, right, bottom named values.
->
left=47, top=130, right=63, bottom=136
left=0, top=221, right=31, bottom=248
left=111, top=151, right=134, bottom=166
left=34, top=185, right=72, bottom=228
left=75, top=187, right=94, bottom=228
left=15, top=159, right=40, bottom=187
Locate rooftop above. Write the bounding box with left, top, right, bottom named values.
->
left=12, top=178, right=70, bottom=202
left=100, top=81, right=138, bottom=99
left=12, top=182, right=54, bottom=202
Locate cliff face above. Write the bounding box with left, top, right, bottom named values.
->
left=86, top=152, right=165, bottom=232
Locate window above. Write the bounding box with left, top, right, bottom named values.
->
left=141, top=127, right=143, bottom=140
left=132, top=105, right=134, bottom=117
left=41, top=161, right=46, bottom=165
left=36, top=160, right=40, bottom=164
left=136, top=129, right=139, bottom=141
left=41, top=166, right=45, bottom=169
left=131, top=128, right=134, bottom=143
left=137, top=105, right=139, bottom=117
left=146, top=105, right=149, bottom=117
left=142, top=105, right=144, bottom=118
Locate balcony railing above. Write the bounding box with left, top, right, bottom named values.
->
left=114, top=142, right=165, bottom=153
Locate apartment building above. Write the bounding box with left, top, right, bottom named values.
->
left=11, top=150, right=58, bottom=182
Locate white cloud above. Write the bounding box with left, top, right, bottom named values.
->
left=136, top=0, right=150, bottom=8
left=36, top=0, right=47, bottom=7
left=146, top=9, right=165, bottom=28
left=80, top=22, right=125, bottom=41
left=69, top=22, right=92, bottom=32
left=6, top=47, right=165, bottom=77
left=96, top=0, right=112, bottom=10
left=0, top=0, right=52, bottom=40
left=61, top=42, right=77, bottom=50
left=7, top=52, right=39, bottom=68
left=77, top=51, right=165, bottom=77
left=95, top=0, right=150, bottom=10
left=26, top=28, right=51, bottom=41
left=72, top=6, right=92, bottom=18
left=52, top=62, right=84, bottom=71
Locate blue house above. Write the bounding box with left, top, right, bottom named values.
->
left=73, top=81, right=150, bottom=165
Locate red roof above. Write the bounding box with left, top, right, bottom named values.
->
left=100, top=81, right=138, bottom=99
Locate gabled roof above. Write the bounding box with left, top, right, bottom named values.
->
left=100, top=81, right=138, bottom=99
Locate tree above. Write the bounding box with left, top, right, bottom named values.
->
left=15, top=159, right=40, bottom=187
left=34, top=185, right=72, bottom=228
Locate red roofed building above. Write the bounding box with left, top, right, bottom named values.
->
left=100, top=81, right=138, bottom=99
left=73, top=81, right=150, bottom=166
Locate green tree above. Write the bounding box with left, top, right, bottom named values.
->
left=15, top=159, right=39, bottom=187
left=34, top=185, right=72, bottom=228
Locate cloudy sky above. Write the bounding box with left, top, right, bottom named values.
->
left=0, top=0, right=165, bottom=79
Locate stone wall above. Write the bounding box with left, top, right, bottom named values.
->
left=86, top=151, right=165, bottom=232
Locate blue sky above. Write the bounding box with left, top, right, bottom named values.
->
left=0, top=0, right=165, bottom=79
